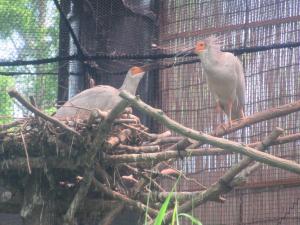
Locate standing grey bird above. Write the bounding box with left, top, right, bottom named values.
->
left=194, top=36, right=246, bottom=126
left=54, top=66, right=145, bottom=120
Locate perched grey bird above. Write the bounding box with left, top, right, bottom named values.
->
left=54, top=66, right=145, bottom=120
left=194, top=36, right=246, bottom=126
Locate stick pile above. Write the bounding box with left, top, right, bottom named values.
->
left=1, top=89, right=300, bottom=225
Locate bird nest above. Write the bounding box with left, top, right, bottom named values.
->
left=1, top=89, right=300, bottom=225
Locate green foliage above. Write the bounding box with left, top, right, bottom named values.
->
left=0, top=76, right=15, bottom=124
left=0, top=0, right=59, bottom=119
left=171, top=200, right=179, bottom=225
left=153, top=191, right=174, bottom=225
left=178, top=213, right=202, bottom=225
left=148, top=175, right=202, bottom=225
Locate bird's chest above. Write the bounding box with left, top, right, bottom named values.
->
left=202, top=60, right=237, bottom=99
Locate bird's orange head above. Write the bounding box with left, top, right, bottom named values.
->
left=194, top=41, right=207, bottom=53
left=130, top=66, right=144, bottom=75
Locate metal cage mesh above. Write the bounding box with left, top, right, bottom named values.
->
left=0, top=0, right=59, bottom=123
left=0, top=0, right=300, bottom=224
left=158, top=0, right=300, bottom=224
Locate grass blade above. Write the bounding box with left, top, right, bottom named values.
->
left=178, top=213, right=202, bottom=225
left=153, top=191, right=173, bottom=225
left=171, top=200, right=177, bottom=225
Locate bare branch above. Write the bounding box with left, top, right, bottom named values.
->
left=164, top=98, right=300, bottom=150
left=162, top=127, right=283, bottom=224
left=20, top=132, right=31, bottom=174
left=120, top=90, right=300, bottom=175
left=63, top=99, right=130, bottom=225
left=107, top=132, right=300, bottom=164
left=116, top=144, right=160, bottom=153
left=0, top=120, right=24, bottom=132
left=8, top=89, right=81, bottom=138
left=92, top=177, right=158, bottom=217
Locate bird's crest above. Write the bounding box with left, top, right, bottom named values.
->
left=204, top=35, right=222, bottom=51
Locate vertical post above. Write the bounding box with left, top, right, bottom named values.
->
left=57, top=0, right=70, bottom=105
left=67, top=1, right=84, bottom=98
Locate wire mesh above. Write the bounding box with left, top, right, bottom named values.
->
left=0, top=0, right=300, bottom=224
left=159, top=0, right=300, bottom=224
left=0, top=0, right=59, bottom=124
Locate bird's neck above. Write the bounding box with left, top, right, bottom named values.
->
left=199, top=47, right=222, bottom=64
left=119, top=75, right=141, bottom=95
left=204, top=47, right=221, bottom=61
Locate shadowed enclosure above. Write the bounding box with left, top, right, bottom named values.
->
left=0, top=0, right=300, bottom=225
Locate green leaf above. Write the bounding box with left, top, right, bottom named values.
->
left=153, top=191, right=173, bottom=225
left=178, top=213, right=202, bottom=225
left=171, top=200, right=177, bottom=225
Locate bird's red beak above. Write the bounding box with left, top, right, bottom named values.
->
left=130, top=66, right=144, bottom=75
left=195, top=41, right=206, bottom=53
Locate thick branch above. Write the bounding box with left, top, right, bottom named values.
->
left=0, top=120, right=24, bottom=131
left=140, top=191, right=225, bottom=204
left=215, top=101, right=300, bottom=136
left=106, top=132, right=300, bottom=164
left=105, top=149, right=225, bottom=164
left=116, top=144, right=160, bottom=154
left=8, top=89, right=80, bottom=137
left=144, top=136, right=182, bottom=146
left=162, top=127, right=283, bottom=224
left=120, top=91, right=300, bottom=175
left=63, top=170, right=94, bottom=225
left=63, top=99, right=129, bottom=225
left=92, top=177, right=158, bottom=217
left=167, top=98, right=300, bottom=150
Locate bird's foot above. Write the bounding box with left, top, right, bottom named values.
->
left=231, top=116, right=246, bottom=124
left=215, top=123, right=228, bottom=133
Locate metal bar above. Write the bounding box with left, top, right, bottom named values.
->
left=160, top=15, right=300, bottom=41
left=0, top=42, right=299, bottom=67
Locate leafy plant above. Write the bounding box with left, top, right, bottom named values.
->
left=148, top=175, right=202, bottom=225
left=0, top=0, right=59, bottom=120
left=178, top=213, right=202, bottom=225
left=0, top=76, right=15, bottom=124
left=153, top=191, right=174, bottom=225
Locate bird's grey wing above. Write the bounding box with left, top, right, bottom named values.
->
left=54, top=86, right=120, bottom=119
left=234, top=57, right=246, bottom=107
left=231, top=57, right=246, bottom=119
left=203, top=70, right=220, bottom=103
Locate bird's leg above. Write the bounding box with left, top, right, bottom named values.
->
left=231, top=108, right=246, bottom=124
left=227, top=99, right=233, bottom=127
left=215, top=101, right=227, bottom=132
left=240, top=108, right=245, bottom=119
left=215, top=101, right=222, bottom=113
left=215, top=100, right=224, bottom=124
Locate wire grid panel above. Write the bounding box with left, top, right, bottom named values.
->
left=159, top=0, right=300, bottom=224
left=0, top=0, right=59, bottom=124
